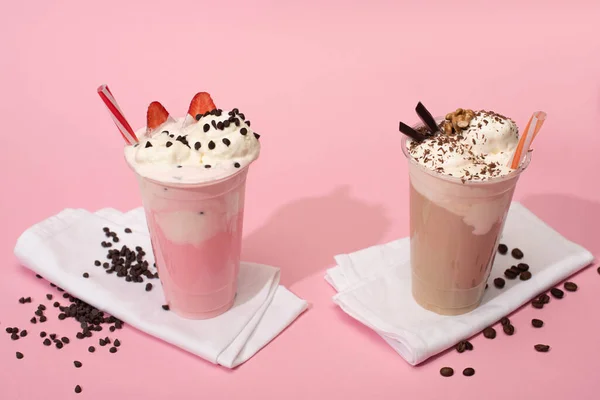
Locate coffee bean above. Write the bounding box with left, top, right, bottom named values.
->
left=520, top=271, right=532, bottom=281
left=550, top=288, right=564, bottom=299
left=539, top=293, right=550, bottom=304
left=534, top=344, right=550, bottom=352
left=88, top=346, right=95, bottom=353
left=500, top=317, right=510, bottom=326
left=74, top=361, right=82, bottom=368
left=511, top=248, right=524, bottom=259
left=503, top=324, right=515, bottom=336
left=61, top=337, right=70, bottom=344
left=498, top=244, right=508, bottom=255
left=517, top=263, right=529, bottom=272
left=564, top=282, right=577, bottom=292
left=74, top=385, right=82, bottom=394
left=532, top=300, right=544, bottom=309
left=16, top=352, right=24, bottom=359
left=532, top=319, right=544, bottom=328
left=145, top=283, right=153, bottom=292
left=494, top=278, right=505, bottom=289
left=109, top=346, right=118, bottom=353
left=463, top=367, right=475, bottom=377
left=456, top=341, right=466, bottom=353
left=504, top=269, right=517, bottom=280
left=465, top=341, right=473, bottom=351
left=440, top=367, right=454, bottom=377
left=483, top=327, right=496, bottom=339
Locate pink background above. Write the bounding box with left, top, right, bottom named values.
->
left=2, top=0, right=600, bottom=398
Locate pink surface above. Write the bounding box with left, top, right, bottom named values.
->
left=1, top=0, right=600, bottom=398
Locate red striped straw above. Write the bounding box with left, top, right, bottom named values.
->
left=97, top=84, right=138, bottom=145
left=508, top=111, right=546, bottom=169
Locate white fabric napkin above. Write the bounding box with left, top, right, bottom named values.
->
left=14, top=208, right=308, bottom=368
left=325, top=202, right=594, bottom=366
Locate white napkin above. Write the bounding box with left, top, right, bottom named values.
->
left=14, top=208, right=308, bottom=368
left=325, top=202, right=594, bottom=365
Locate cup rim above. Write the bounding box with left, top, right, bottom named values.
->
left=401, top=118, right=531, bottom=186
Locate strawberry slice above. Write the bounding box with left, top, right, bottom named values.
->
left=187, top=92, right=216, bottom=119
left=146, top=101, right=171, bottom=133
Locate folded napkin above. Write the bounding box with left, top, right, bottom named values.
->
left=325, top=202, right=594, bottom=365
left=14, top=208, right=308, bottom=368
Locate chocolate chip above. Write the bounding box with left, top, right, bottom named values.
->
left=520, top=271, right=532, bottom=281
left=550, top=287, right=564, bottom=299
left=208, top=141, right=216, bottom=150
left=532, top=319, right=544, bottom=328
left=194, top=142, right=201, bottom=150
left=195, top=114, right=202, bottom=121
left=462, top=367, right=475, bottom=377
left=203, top=123, right=210, bottom=132
left=493, top=278, right=505, bottom=288
left=162, top=305, right=170, bottom=311
left=166, top=141, right=173, bottom=148
left=223, top=120, right=230, bottom=128
left=74, top=385, right=82, bottom=394
left=145, top=283, right=152, bottom=292
left=246, top=121, right=251, bottom=126
left=564, top=282, right=577, bottom=292
left=39, top=316, right=47, bottom=323
left=11, top=333, right=19, bottom=340
left=511, top=248, right=524, bottom=259
left=534, top=344, right=550, bottom=352
left=517, top=263, right=529, bottom=272
left=82, top=273, right=89, bottom=278
left=240, top=128, right=248, bottom=136
left=114, top=339, right=121, bottom=347
left=498, top=244, right=508, bottom=255
left=30, top=317, right=37, bottom=324
left=145, top=141, right=153, bottom=148
left=16, top=352, right=24, bottom=359
left=74, top=361, right=82, bottom=368
left=58, top=313, right=66, bottom=320
left=43, top=338, right=51, bottom=346
left=253, top=132, right=260, bottom=139
left=483, top=327, right=496, bottom=339
left=222, top=138, right=231, bottom=146
left=234, top=162, right=240, bottom=168
left=217, top=121, right=224, bottom=130
left=20, top=330, right=27, bottom=337
left=53, top=302, right=59, bottom=307
left=76, top=332, right=84, bottom=339
left=109, top=346, right=118, bottom=353
left=204, top=165, right=211, bottom=169
left=56, top=341, right=63, bottom=349
left=103, top=227, right=109, bottom=232
left=88, top=346, right=95, bottom=353
left=50, top=333, right=56, bottom=340
left=40, top=331, right=46, bottom=338
left=18, top=297, right=25, bottom=304
left=503, top=324, right=515, bottom=336
left=440, top=367, right=454, bottom=377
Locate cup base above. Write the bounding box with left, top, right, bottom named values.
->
left=169, top=296, right=235, bottom=320
left=412, top=291, right=482, bottom=316
left=411, top=272, right=485, bottom=316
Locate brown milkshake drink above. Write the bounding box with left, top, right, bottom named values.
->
left=401, top=107, right=533, bottom=315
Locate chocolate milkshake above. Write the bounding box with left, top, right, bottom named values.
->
left=402, top=109, right=530, bottom=315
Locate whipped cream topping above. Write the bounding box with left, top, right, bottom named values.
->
left=125, top=109, right=260, bottom=184
left=406, top=111, right=519, bottom=181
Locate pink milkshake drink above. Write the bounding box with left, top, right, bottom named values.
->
left=124, top=93, right=260, bottom=319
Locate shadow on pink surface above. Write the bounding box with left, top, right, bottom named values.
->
left=242, top=186, right=391, bottom=287
left=521, top=193, right=600, bottom=257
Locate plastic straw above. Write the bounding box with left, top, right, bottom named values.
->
left=509, top=111, right=546, bottom=169
left=97, top=84, right=138, bottom=145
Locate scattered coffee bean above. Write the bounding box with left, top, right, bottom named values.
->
left=504, top=269, right=517, bottom=280
left=16, top=352, right=24, bottom=359
left=534, top=344, right=550, bottom=352
left=74, top=361, right=82, bottom=368
left=550, top=288, right=564, bottom=299
left=500, top=317, right=510, bottom=326
left=532, top=319, right=544, bottom=328
left=503, top=324, right=515, bottom=336
left=498, top=244, right=508, bottom=255
left=532, top=300, right=544, bottom=309
left=564, top=282, right=577, bottom=292
left=483, top=327, right=496, bottom=339
left=463, top=367, right=475, bottom=377
left=145, top=283, right=153, bottom=292
left=539, top=293, right=550, bottom=304
left=124, top=228, right=132, bottom=233
left=511, top=248, right=524, bottom=259
left=162, top=305, right=170, bottom=311
left=61, top=337, right=70, bottom=344
left=520, top=271, right=532, bottom=281
left=440, top=367, right=454, bottom=377
left=465, top=341, right=473, bottom=351
left=493, top=278, right=505, bottom=289
left=88, top=346, right=95, bottom=353
left=74, top=385, right=82, bottom=394
left=456, top=341, right=466, bottom=353
left=517, top=263, right=529, bottom=272
left=109, top=346, right=118, bottom=354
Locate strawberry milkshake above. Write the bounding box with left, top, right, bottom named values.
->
left=124, top=93, right=260, bottom=319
